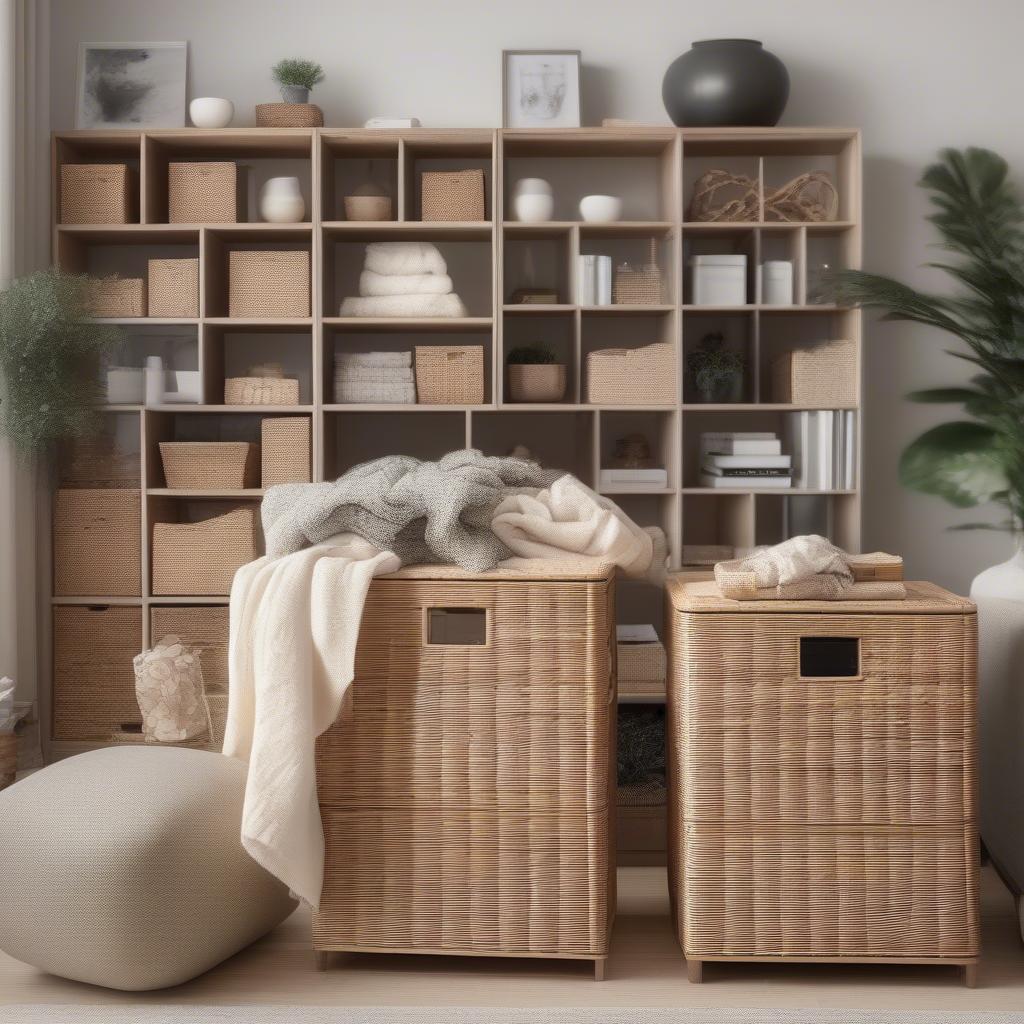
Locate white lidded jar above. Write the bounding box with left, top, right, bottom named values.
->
left=689, top=254, right=747, bottom=305
left=512, top=178, right=554, bottom=223
left=760, top=260, right=794, bottom=305
left=259, top=176, right=305, bottom=223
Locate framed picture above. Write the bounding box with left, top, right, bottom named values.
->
left=502, top=50, right=581, bottom=129
left=76, top=42, right=187, bottom=129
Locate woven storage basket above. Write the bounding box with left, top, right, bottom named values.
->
left=152, top=508, right=256, bottom=596
left=53, top=489, right=141, bottom=597
left=85, top=276, right=146, bottom=318
left=52, top=605, right=143, bottom=741
left=414, top=346, right=484, bottom=405
left=168, top=162, right=237, bottom=223
left=228, top=250, right=310, bottom=318
left=586, top=343, right=675, bottom=405
left=0, top=734, right=16, bottom=790
left=148, top=258, right=199, bottom=318
left=255, top=102, right=324, bottom=127
left=159, top=441, right=260, bottom=490
left=772, top=339, right=856, bottom=406
left=507, top=364, right=567, bottom=403
left=261, top=417, right=311, bottom=486
left=613, top=239, right=662, bottom=305
left=421, top=168, right=485, bottom=221
left=60, top=163, right=131, bottom=224
left=666, top=578, right=980, bottom=981
left=617, top=640, right=666, bottom=698
left=150, top=606, right=229, bottom=693
left=59, top=435, right=139, bottom=489
left=314, top=565, right=616, bottom=972
left=224, top=376, right=300, bottom=406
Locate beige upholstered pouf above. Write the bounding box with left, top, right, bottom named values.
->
left=0, top=746, right=296, bottom=990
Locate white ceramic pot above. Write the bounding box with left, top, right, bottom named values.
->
left=514, top=193, right=554, bottom=223
left=514, top=177, right=553, bottom=197
left=971, top=539, right=1024, bottom=942
left=189, top=97, right=234, bottom=129
left=579, top=194, right=623, bottom=223
left=259, top=176, right=305, bottom=223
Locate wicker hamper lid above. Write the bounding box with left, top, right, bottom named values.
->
left=380, top=562, right=614, bottom=582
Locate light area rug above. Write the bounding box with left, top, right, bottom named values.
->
left=3, top=1009, right=1023, bottom=1023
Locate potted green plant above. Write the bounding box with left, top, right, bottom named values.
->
left=687, top=331, right=744, bottom=402
left=271, top=58, right=325, bottom=105
left=0, top=269, right=120, bottom=456
left=506, top=344, right=567, bottom=403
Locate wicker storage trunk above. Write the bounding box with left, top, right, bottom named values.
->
left=159, top=441, right=260, bottom=490
left=228, top=250, right=310, bottom=318
left=168, top=162, right=237, bottom=223
left=148, top=258, right=199, bottom=318
left=52, top=605, right=143, bottom=740
left=586, top=343, right=675, bottom=405
left=151, top=508, right=256, bottom=596
left=314, top=564, right=616, bottom=978
left=261, top=417, right=311, bottom=486
left=53, top=489, right=141, bottom=596
left=772, top=339, right=857, bottom=406
left=85, top=276, right=146, bottom=318
left=60, top=164, right=132, bottom=224
left=421, top=169, right=485, bottom=221
left=150, top=605, right=229, bottom=693
left=414, top=345, right=484, bottom=405
left=666, top=578, right=980, bottom=985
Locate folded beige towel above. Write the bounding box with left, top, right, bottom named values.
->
left=339, top=293, right=468, bottom=318
left=360, top=269, right=453, bottom=297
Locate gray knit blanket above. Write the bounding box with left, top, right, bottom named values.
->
left=262, top=449, right=560, bottom=571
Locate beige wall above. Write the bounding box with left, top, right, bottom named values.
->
left=49, top=0, right=1024, bottom=593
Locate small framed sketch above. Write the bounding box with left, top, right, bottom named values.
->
left=76, top=42, right=187, bottom=129
left=502, top=50, right=581, bottom=129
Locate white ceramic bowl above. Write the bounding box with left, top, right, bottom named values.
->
left=513, top=177, right=553, bottom=197
left=579, top=194, right=623, bottom=223
left=189, top=97, right=234, bottom=130
left=514, top=193, right=554, bottom=223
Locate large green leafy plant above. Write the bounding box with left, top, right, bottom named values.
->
left=832, top=148, right=1024, bottom=529
left=0, top=269, right=120, bottom=455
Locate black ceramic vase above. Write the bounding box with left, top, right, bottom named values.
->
left=662, top=39, right=790, bottom=127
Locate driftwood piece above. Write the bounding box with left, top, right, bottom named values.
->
left=688, top=169, right=760, bottom=222
left=689, top=168, right=839, bottom=223
left=765, top=171, right=839, bottom=222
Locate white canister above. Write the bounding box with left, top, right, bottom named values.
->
left=760, top=260, right=794, bottom=305
left=690, top=254, right=747, bottom=305
left=259, top=176, right=305, bottom=223
left=189, top=97, right=234, bottom=129
left=514, top=193, right=554, bottom=223
left=144, top=355, right=165, bottom=406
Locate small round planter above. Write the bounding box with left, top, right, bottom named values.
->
left=693, top=376, right=743, bottom=404
left=508, top=364, right=567, bottom=403
left=189, top=97, right=234, bottom=129
left=280, top=84, right=310, bottom=105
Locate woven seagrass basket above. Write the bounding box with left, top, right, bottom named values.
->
left=168, top=162, right=237, bottom=223
left=159, top=442, right=260, bottom=490
left=507, top=364, right=567, bottom=403
left=415, top=345, right=484, bottom=405
left=151, top=508, right=256, bottom=596
left=60, top=164, right=132, bottom=224
left=148, top=258, right=199, bottom=318
left=85, top=276, right=146, bottom=318
left=53, top=489, right=141, bottom=597
left=228, top=250, right=310, bottom=318
left=586, top=343, right=675, bottom=405
left=150, top=606, right=229, bottom=693
left=421, top=168, right=485, bottom=221
left=224, top=376, right=300, bottom=406
left=613, top=239, right=662, bottom=305
left=261, top=417, right=311, bottom=486
left=772, top=338, right=856, bottom=406
left=255, top=103, right=323, bottom=127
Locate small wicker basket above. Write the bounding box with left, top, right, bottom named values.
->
left=421, top=169, right=486, bottom=221
left=159, top=442, right=260, bottom=490
left=613, top=239, right=663, bottom=305
left=168, top=162, right=237, bottom=224
left=255, top=103, right=324, bottom=127
left=148, top=258, right=199, bottom=318
left=772, top=339, right=857, bottom=406
left=228, top=250, right=310, bottom=318
left=151, top=507, right=257, bottom=596
left=85, top=276, right=146, bottom=318
left=53, top=489, right=141, bottom=597
left=224, top=376, right=300, bottom=406
left=586, top=343, right=676, bottom=406
left=261, top=417, right=311, bottom=486
left=415, top=345, right=484, bottom=405
left=507, top=363, right=567, bottom=403
left=60, top=164, right=132, bottom=225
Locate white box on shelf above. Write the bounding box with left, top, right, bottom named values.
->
left=105, top=367, right=144, bottom=404
left=599, top=468, right=668, bottom=490
left=759, top=260, right=794, bottom=305
left=690, top=254, right=747, bottom=306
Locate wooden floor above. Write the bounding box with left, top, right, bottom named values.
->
left=2, top=866, right=1022, bottom=1011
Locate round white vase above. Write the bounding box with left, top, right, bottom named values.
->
left=189, top=97, right=234, bottom=129
left=514, top=193, right=554, bottom=223
left=970, top=539, right=1024, bottom=941
left=259, top=176, right=305, bottom=223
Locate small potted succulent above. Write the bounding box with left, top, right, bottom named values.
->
left=687, top=331, right=744, bottom=403
left=271, top=58, right=325, bottom=105
left=507, top=344, right=567, bottom=403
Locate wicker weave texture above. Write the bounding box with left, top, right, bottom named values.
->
left=60, top=164, right=131, bottom=225
left=151, top=508, right=256, bottom=595
left=53, top=605, right=142, bottom=740
left=148, top=258, right=199, bottom=318
left=159, top=442, right=260, bottom=490
left=149, top=606, right=230, bottom=693
left=255, top=103, right=323, bottom=127
left=772, top=339, right=857, bottom=406
left=415, top=346, right=484, bottom=405
left=421, top=169, right=486, bottom=221
left=53, top=489, right=141, bottom=597
left=314, top=574, right=615, bottom=958
left=586, top=344, right=675, bottom=405
left=85, top=277, right=146, bottom=318
left=261, top=417, right=311, bottom=485
left=59, top=435, right=139, bottom=489
left=507, top=364, right=567, bottom=403
left=618, top=641, right=666, bottom=684
left=224, top=376, right=300, bottom=406
left=168, top=162, right=237, bottom=223
left=228, top=250, right=310, bottom=318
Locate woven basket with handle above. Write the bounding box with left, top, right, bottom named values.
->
left=415, top=346, right=484, bottom=404
left=586, top=343, right=675, bottom=405
left=151, top=507, right=256, bottom=596
left=60, top=164, right=131, bottom=225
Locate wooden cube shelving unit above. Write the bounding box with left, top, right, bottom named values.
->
left=44, top=125, right=862, bottom=759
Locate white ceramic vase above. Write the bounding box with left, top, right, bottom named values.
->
left=512, top=178, right=554, bottom=223
left=189, top=97, right=234, bottom=129
left=970, top=539, right=1024, bottom=940
left=259, top=176, right=305, bottom=223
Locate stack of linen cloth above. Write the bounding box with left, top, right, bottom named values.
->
left=334, top=351, right=415, bottom=404
left=340, top=241, right=467, bottom=318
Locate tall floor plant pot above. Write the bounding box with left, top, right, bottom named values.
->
left=971, top=541, right=1024, bottom=942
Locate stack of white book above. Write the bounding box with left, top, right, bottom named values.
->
left=577, top=255, right=612, bottom=306
left=699, top=432, right=792, bottom=489
left=782, top=410, right=856, bottom=490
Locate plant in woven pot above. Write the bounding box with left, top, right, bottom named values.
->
left=686, top=331, right=744, bottom=402
left=506, top=344, right=567, bottom=403
left=271, top=57, right=325, bottom=105
left=0, top=269, right=120, bottom=456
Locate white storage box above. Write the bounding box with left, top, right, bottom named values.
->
left=760, top=260, right=794, bottom=305
left=690, top=254, right=747, bottom=306
left=599, top=468, right=668, bottom=491
left=105, top=367, right=144, bottom=404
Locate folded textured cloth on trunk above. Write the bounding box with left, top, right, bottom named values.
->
left=333, top=380, right=416, bottom=404
left=339, top=293, right=468, bottom=318
left=335, top=350, right=412, bottom=368
left=714, top=535, right=906, bottom=601
left=360, top=269, right=453, bottom=297
left=364, top=241, right=447, bottom=277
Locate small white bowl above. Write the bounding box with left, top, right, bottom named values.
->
left=514, top=193, right=554, bottom=223
left=579, top=194, right=623, bottom=223
left=189, top=97, right=234, bottom=129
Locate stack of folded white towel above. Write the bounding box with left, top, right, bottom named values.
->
left=340, top=242, right=468, bottom=318
left=334, top=351, right=415, bottom=404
